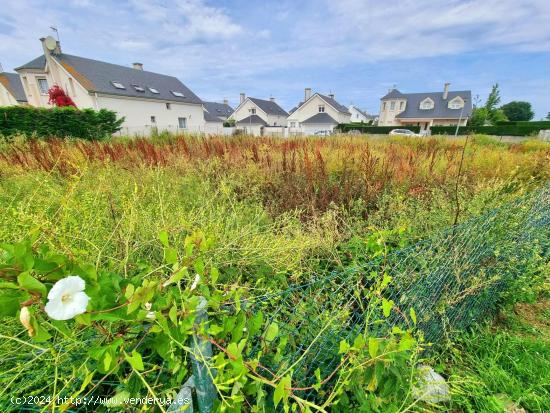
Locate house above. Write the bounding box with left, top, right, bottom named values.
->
left=232, top=93, right=288, bottom=136
left=348, top=105, right=377, bottom=124
left=378, top=83, right=472, bottom=132
left=203, top=100, right=234, bottom=135
left=14, top=36, right=205, bottom=136
left=0, top=72, right=28, bottom=106
left=287, top=88, right=351, bottom=135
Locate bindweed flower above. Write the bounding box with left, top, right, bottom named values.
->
left=19, top=306, right=34, bottom=337
left=45, top=276, right=90, bottom=321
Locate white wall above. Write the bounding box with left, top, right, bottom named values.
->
left=287, top=95, right=350, bottom=134
left=378, top=98, right=407, bottom=126
left=232, top=98, right=288, bottom=127
left=349, top=106, right=368, bottom=122
left=98, top=95, right=205, bottom=135
left=0, top=83, right=19, bottom=106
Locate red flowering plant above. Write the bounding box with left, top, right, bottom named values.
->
left=48, top=85, right=77, bottom=107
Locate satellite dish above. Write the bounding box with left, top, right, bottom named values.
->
left=44, top=36, right=57, bottom=51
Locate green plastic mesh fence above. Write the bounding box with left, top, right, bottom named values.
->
left=2, top=185, right=549, bottom=411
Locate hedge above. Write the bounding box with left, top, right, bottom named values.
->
left=431, top=123, right=548, bottom=136
left=338, top=124, right=421, bottom=134
left=0, top=106, right=124, bottom=140
left=495, top=120, right=550, bottom=128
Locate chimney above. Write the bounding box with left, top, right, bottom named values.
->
left=270, top=96, right=275, bottom=102
left=40, top=36, right=61, bottom=56
left=329, top=93, right=335, bottom=99
left=240, top=93, right=245, bottom=104
left=133, top=62, right=143, bottom=71
left=223, top=99, right=228, bottom=105
left=443, top=82, right=450, bottom=100
left=304, top=88, right=312, bottom=101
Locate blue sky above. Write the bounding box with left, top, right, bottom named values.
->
left=1, top=0, right=549, bottom=117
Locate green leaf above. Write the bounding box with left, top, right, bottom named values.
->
left=164, top=247, right=178, bottom=265
left=18, top=272, right=46, bottom=297
left=273, top=375, right=291, bottom=408
left=382, top=298, right=394, bottom=317
left=104, top=391, right=130, bottom=407
left=409, top=308, right=417, bottom=326
left=265, top=322, right=279, bottom=342
left=368, top=338, right=379, bottom=358
left=339, top=340, right=350, bottom=354
left=169, top=305, right=178, bottom=325
left=158, top=230, right=169, bottom=247
left=353, top=334, right=365, bottom=350
left=247, top=311, right=263, bottom=337
left=227, top=342, right=241, bottom=359
left=125, top=350, right=144, bottom=371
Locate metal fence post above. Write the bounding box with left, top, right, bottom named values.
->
left=190, top=297, right=216, bottom=412
left=169, top=297, right=216, bottom=413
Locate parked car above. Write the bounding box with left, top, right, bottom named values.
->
left=314, top=130, right=332, bottom=136
left=389, top=129, right=418, bottom=137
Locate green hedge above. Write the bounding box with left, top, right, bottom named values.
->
left=338, top=124, right=421, bottom=134
left=431, top=123, right=547, bottom=136
left=0, top=106, right=124, bottom=140
left=495, top=120, right=550, bottom=128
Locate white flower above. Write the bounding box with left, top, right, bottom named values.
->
left=45, top=276, right=90, bottom=321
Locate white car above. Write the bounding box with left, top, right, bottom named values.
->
left=389, top=129, right=418, bottom=137
left=314, top=130, right=332, bottom=136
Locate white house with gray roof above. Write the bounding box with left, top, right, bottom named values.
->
left=231, top=93, right=288, bottom=136
left=202, top=100, right=234, bottom=135
left=14, top=36, right=205, bottom=136
left=287, top=88, right=351, bottom=136
left=0, top=72, right=28, bottom=106
left=378, top=83, right=472, bottom=132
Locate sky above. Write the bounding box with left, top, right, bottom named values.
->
left=0, top=0, right=549, bottom=118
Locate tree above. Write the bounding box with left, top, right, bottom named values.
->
left=468, top=107, right=488, bottom=127
left=546, top=112, right=550, bottom=120
left=483, top=83, right=508, bottom=124
left=48, top=85, right=77, bottom=108
left=500, top=101, right=534, bottom=121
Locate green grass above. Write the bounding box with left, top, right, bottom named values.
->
left=440, top=298, right=550, bottom=412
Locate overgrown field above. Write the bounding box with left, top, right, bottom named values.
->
left=0, top=134, right=548, bottom=412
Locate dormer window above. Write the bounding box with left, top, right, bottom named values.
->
left=318, top=105, right=325, bottom=113
left=132, top=84, right=145, bottom=92
left=149, top=87, right=160, bottom=94
left=399, top=101, right=404, bottom=110
left=390, top=101, right=396, bottom=110
left=250, top=108, right=256, bottom=115
left=419, top=98, right=434, bottom=110
left=111, top=81, right=126, bottom=90
left=448, top=96, right=464, bottom=109
left=171, top=91, right=185, bottom=98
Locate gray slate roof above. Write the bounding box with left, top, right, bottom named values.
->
left=290, top=93, right=350, bottom=116
left=248, top=97, right=288, bottom=117
left=16, top=53, right=202, bottom=104
left=0, top=72, right=27, bottom=102
left=318, top=94, right=350, bottom=114
left=203, top=101, right=234, bottom=120
left=381, top=89, right=404, bottom=100
left=301, top=112, right=338, bottom=125
left=395, top=91, right=472, bottom=119
left=236, top=115, right=268, bottom=126
left=203, top=110, right=223, bottom=122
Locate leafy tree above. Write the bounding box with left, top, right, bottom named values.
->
left=500, top=101, right=534, bottom=121
left=546, top=112, right=550, bottom=120
left=468, top=107, right=488, bottom=127
left=484, top=83, right=501, bottom=113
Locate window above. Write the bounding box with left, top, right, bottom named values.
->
left=132, top=84, right=145, bottom=92
left=178, top=117, right=187, bottom=129
left=448, top=97, right=464, bottom=109
left=318, top=105, right=325, bottom=113
left=399, top=101, right=404, bottom=110
left=250, top=108, right=256, bottom=115
left=151, top=116, right=156, bottom=124
left=171, top=91, right=185, bottom=98
left=149, top=87, right=160, bottom=94
left=383, top=102, right=387, bottom=111
left=290, top=122, right=296, bottom=128
left=37, top=78, right=49, bottom=95
left=166, top=103, right=171, bottom=110
left=390, top=101, right=396, bottom=110
left=111, top=81, right=126, bottom=90
left=419, top=98, right=434, bottom=110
